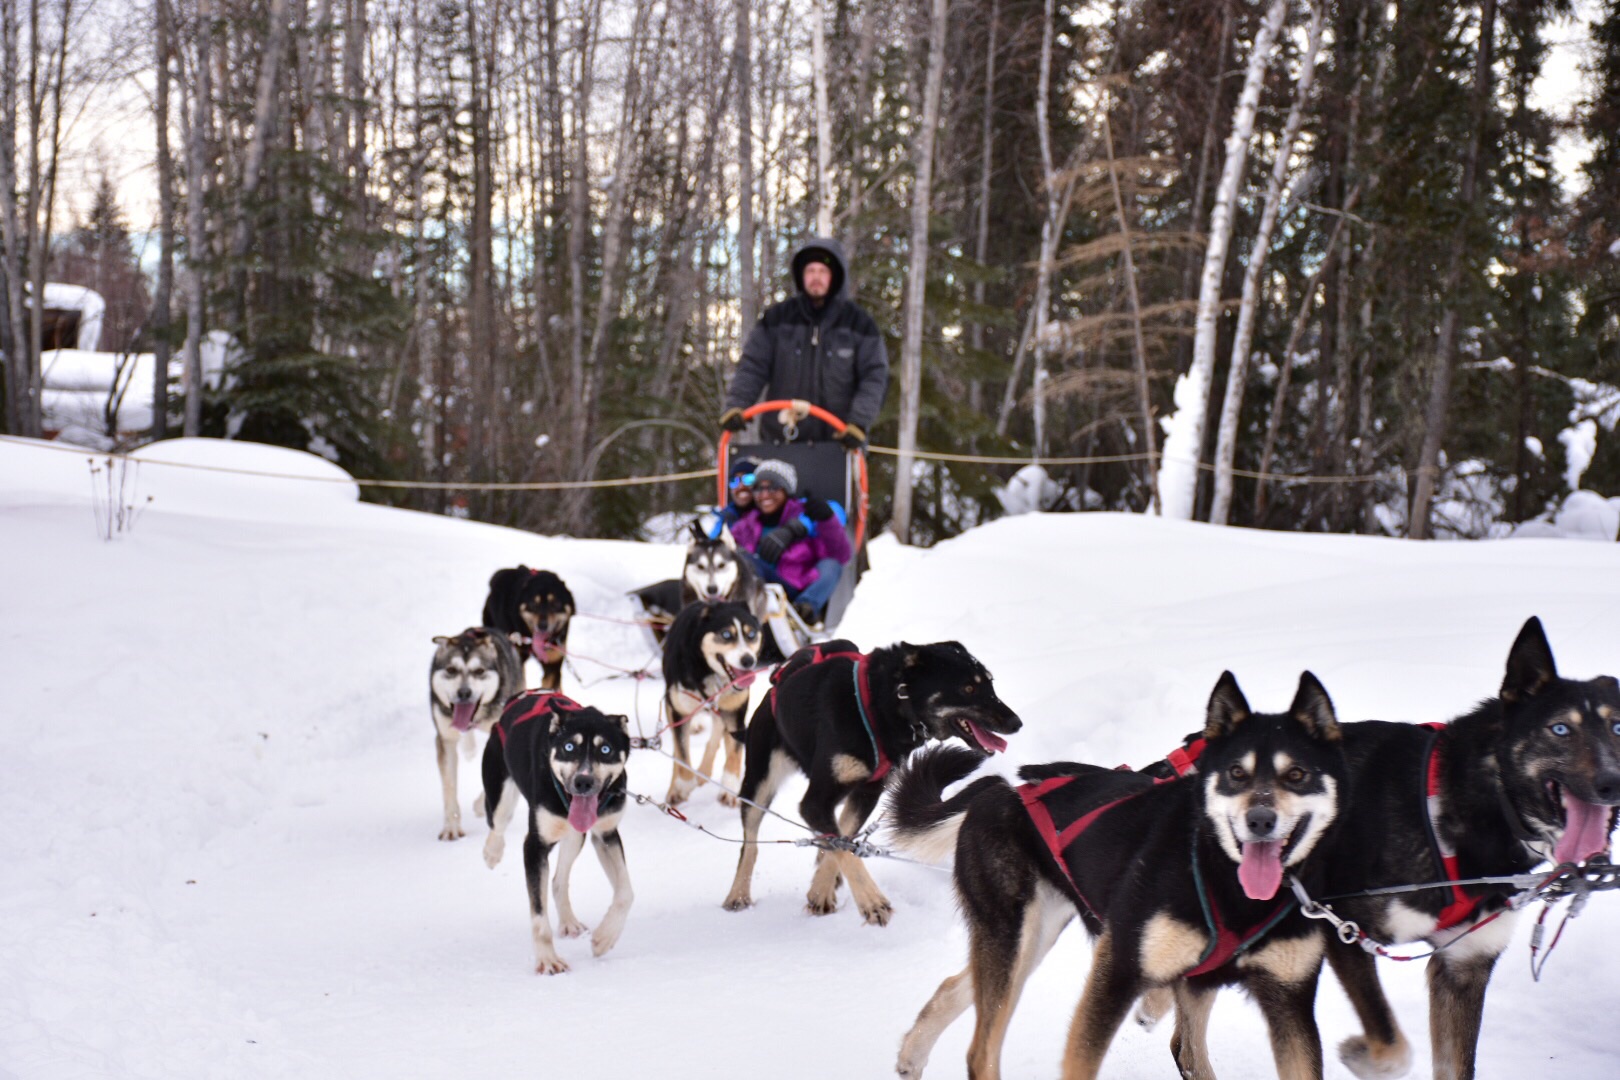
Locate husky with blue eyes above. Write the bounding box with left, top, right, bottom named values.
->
left=481, top=691, right=633, bottom=974
left=661, top=600, right=764, bottom=807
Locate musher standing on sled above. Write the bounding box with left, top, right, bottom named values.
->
left=718, top=237, right=889, bottom=447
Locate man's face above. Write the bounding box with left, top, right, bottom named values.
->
left=753, top=482, right=787, bottom=514
left=802, top=261, right=833, bottom=299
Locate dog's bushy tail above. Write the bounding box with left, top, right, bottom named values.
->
left=888, top=745, right=1008, bottom=865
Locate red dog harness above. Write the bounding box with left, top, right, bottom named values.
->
left=1019, top=767, right=1292, bottom=977
left=1420, top=722, right=1484, bottom=931
left=768, top=644, right=889, bottom=780
left=495, top=690, right=587, bottom=748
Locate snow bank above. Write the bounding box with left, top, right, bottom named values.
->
left=4, top=440, right=1619, bottom=1079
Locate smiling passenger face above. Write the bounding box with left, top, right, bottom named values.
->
left=754, top=484, right=786, bottom=513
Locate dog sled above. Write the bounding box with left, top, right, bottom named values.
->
left=631, top=399, right=869, bottom=657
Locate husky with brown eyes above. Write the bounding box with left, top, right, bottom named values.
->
left=661, top=600, right=763, bottom=806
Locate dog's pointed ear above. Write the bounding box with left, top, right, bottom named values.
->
left=549, top=713, right=563, bottom=736
left=1291, top=671, right=1340, bottom=742
left=432, top=635, right=450, bottom=645
left=1502, top=617, right=1558, bottom=702
left=718, top=524, right=737, bottom=550
left=689, top=518, right=706, bottom=542
left=614, top=714, right=630, bottom=735
left=1204, top=671, right=1251, bottom=739
left=901, top=642, right=922, bottom=668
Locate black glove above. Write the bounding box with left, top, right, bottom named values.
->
left=838, top=423, right=867, bottom=450
left=802, top=497, right=834, bottom=522
left=719, top=407, right=747, bottom=432
left=756, top=519, right=809, bottom=565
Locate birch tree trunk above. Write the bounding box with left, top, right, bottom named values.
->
left=1155, top=0, right=1287, bottom=520
left=1210, top=0, right=1324, bottom=525
left=1409, top=0, right=1497, bottom=539
left=183, top=0, right=214, bottom=436
left=0, top=0, right=29, bottom=435
left=229, top=0, right=289, bottom=330
left=735, top=0, right=755, bottom=330
left=26, top=0, right=74, bottom=440
left=152, top=0, right=176, bottom=440
left=969, top=0, right=997, bottom=377
left=1030, top=0, right=1057, bottom=459
left=891, top=0, right=948, bottom=543
left=810, top=0, right=832, bottom=235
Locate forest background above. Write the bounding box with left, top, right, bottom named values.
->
left=1, top=0, right=1618, bottom=544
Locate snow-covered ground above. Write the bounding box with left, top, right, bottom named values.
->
left=3, top=434, right=1618, bottom=1080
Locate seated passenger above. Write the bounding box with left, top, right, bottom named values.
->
left=729, top=459, right=850, bottom=626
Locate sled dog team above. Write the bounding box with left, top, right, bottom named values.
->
left=430, top=561, right=1620, bottom=1080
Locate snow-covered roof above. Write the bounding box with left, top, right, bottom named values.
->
left=39, top=282, right=106, bottom=351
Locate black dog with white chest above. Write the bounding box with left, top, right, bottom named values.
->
left=722, top=639, right=1022, bottom=924
left=661, top=599, right=763, bottom=807
left=482, top=566, right=575, bottom=689
left=481, top=690, right=633, bottom=974
left=1303, top=617, right=1620, bottom=1080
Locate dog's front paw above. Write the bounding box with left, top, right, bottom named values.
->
left=860, top=899, right=893, bottom=927
left=805, top=892, right=839, bottom=917
left=534, top=952, right=571, bottom=975
left=722, top=891, right=753, bottom=912
left=557, top=917, right=588, bottom=938
left=1338, top=1035, right=1412, bottom=1079
left=591, top=927, right=621, bottom=957
left=717, top=789, right=739, bottom=808
left=439, top=818, right=465, bottom=840
left=895, top=1054, right=924, bottom=1079
left=483, top=834, right=505, bottom=868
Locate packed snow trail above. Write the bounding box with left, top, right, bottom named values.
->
left=3, top=436, right=1619, bottom=1079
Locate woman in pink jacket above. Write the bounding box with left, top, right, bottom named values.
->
left=728, top=459, right=850, bottom=624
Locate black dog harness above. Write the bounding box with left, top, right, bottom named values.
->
left=768, top=643, right=889, bottom=780
left=1019, top=768, right=1293, bottom=977
left=495, top=690, right=587, bottom=748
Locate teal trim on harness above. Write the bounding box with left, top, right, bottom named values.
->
left=1187, top=830, right=1295, bottom=977
left=852, top=658, right=890, bottom=780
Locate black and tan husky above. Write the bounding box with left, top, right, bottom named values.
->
left=661, top=599, right=763, bottom=807
left=723, top=639, right=1023, bottom=925
left=890, top=671, right=1346, bottom=1080
left=1281, top=617, right=1620, bottom=1080
left=481, top=691, right=633, bottom=974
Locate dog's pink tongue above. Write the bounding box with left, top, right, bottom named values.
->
left=1239, top=840, right=1285, bottom=900
left=568, top=792, right=600, bottom=832
left=1554, top=791, right=1613, bottom=865
left=967, top=720, right=1008, bottom=754
left=731, top=670, right=757, bottom=689
left=531, top=636, right=548, bottom=661
left=451, top=701, right=478, bottom=732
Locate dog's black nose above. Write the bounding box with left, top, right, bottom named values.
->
left=1593, top=772, right=1620, bottom=804
left=738, top=654, right=756, bottom=670
left=706, top=585, right=719, bottom=596
left=1245, top=806, right=1278, bottom=837
left=570, top=773, right=596, bottom=795
left=455, top=688, right=473, bottom=702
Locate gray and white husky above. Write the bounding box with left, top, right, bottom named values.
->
left=632, top=518, right=772, bottom=645
left=429, top=627, right=525, bottom=840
